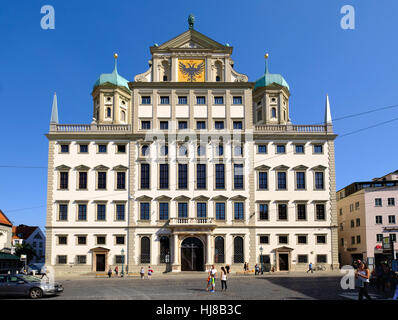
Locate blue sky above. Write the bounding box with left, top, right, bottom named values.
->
left=1, top=0, right=398, bottom=230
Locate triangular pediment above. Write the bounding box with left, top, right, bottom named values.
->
left=153, top=29, right=230, bottom=52
left=154, top=195, right=172, bottom=201
left=135, top=195, right=153, bottom=201
left=74, top=165, right=90, bottom=171
left=173, top=195, right=191, bottom=201
left=255, top=165, right=271, bottom=171
left=210, top=195, right=229, bottom=201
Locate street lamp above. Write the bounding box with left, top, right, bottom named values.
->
left=121, top=248, right=125, bottom=278
left=259, top=246, right=263, bottom=274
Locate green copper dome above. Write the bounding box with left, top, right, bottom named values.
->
left=93, top=55, right=130, bottom=91
left=254, top=57, right=289, bottom=91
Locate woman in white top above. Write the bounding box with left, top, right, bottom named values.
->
left=356, top=261, right=372, bottom=300
left=220, top=266, right=227, bottom=291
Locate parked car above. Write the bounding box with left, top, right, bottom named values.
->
left=0, top=274, right=63, bottom=299
left=27, top=263, right=45, bottom=275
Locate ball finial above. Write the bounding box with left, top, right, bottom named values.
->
left=114, top=53, right=118, bottom=59
left=264, top=53, right=269, bottom=59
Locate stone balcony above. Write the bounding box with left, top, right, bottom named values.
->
left=254, top=124, right=333, bottom=134
left=49, top=123, right=131, bottom=133
left=168, top=217, right=216, bottom=229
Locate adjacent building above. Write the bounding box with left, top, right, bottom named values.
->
left=337, top=170, right=398, bottom=267
left=45, top=17, right=338, bottom=274
left=0, top=210, right=12, bottom=253
left=12, top=225, right=46, bottom=263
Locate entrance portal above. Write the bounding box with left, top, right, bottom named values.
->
left=96, top=254, right=106, bottom=272
left=181, top=237, right=204, bottom=271
left=279, top=254, right=289, bottom=271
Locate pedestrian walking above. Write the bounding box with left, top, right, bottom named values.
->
left=210, top=265, right=217, bottom=292
left=220, top=267, right=228, bottom=291
left=243, top=262, right=247, bottom=271
left=356, top=261, right=372, bottom=300
left=306, top=262, right=313, bottom=273
left=225, top=264, right=230, bottom=274
left=114, top=266, right=119, bottom=277
left=148, top=266, right=153, bottom=279
left=107, top=267, right=112, bottom=278
left=140, top=267, right=145, bottom=279
left=205, top=270, right=212, bottom=292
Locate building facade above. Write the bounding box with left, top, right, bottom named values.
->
left=0, top=210, right=12, bottom=253
left=12, top=225, right=46, bottom=263
left=337, top=170, right=398, bottom=267
left=46, top=19, right=338, bottom=274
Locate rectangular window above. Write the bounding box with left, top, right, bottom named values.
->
left=277, top=172, right=287, bottom=190
left=389, top=215, right=396, bottom=224
left=298, top=255, right=308, bottom=264
left=160, top=96, right=170, bottom=104
left=276, top=145, right=286, bottom=154
left=197, top=145, right=206, bottom=156
left=297, top=204, right=306, bottom=220
left=234, top=202, right=244, bottom=220
left=356, top=218, right=360, bottom=227
left=295, top=145, right=304, bottom=154
left=259, top=172, right=268, bottom=190
left=259, top=204, right=268, bottom=220
left=234, top=164, right=244, bottom=189
left=60, top=144, right=69, bottom=153
left=388, top=198, right=395, bottom=206
left=117, top=172, right=126, bottom=190
left=297, top=235, right=307, bottom=244
left=77, top=236, right=86, bottom=245
left=314, top=144, right=323, bottom=153
left=76, top=255, right=86, bottom=264
left=78, top=204, right=87, bottom=221
left=178, top=96, right=188, bottom=104
left=98, top=144, right=107, bottom=153
left=178, top=203, right=188, bottom=218
left=160, top=121, right=169, bottom=130
left=196, top=121, right=206, bottom=130
left=214, top=96, right=224, bottom=105
left=356, top=235, right=361, bottom=244
left=215, top=164, right=225, bottom=189
left=376, top=216, right=383, bottom=224
left=178, top=164, right=188, bottom=189
left=178, top=121, right=188, bottom=129
left=78, top=172, right=87, bottom=189
left=258, top=145, right=267, bottom=153
left=57, top=256, right=67, bottom=264
left=197, top=203, right=207, bottom=218
left=140, top=203, right=150, bottom=220
left=196, top=164, right=206, bottom=189
left=116, top=204, right=125, bottom=221
left=97, top=204, right=106, bottom=221
left=296, top=172, right=306, bottom=190
left=58, top=236, right=67, bottom=245
left=316, top=204, right=326, bottom=220
left=375, top=198, right=382, bottom=207
left=278, top=204, right=288, bottom=220
left=97, top=236, right=106, bottom=245
left=215, top=203, right=225, bottom=220
left=377, top=234, right=383, bottom=242
left=233, top=96, right=242, bottom=104
left=141, top=121, right=151, bottom=130
left=259, top=236, right=269, bottom=244
left=141, top=96, right=151, bottom=104
left=140, top=164, right=150, bottom=189
left=317, top=255, right=327, bottom=263
left=351, top=236, right=355, bottom=244
left=116, top=236, right=125, bottom=245
left=60, top=172, right=69, bottom=189
left=216, top=144, right=224, bottom=156
left=355, top=202, right=359, bottom=210
left=117, top=145, right=126, bottom=153
left=159, top=203, right=169, bottom=220
left=317, top=235, right=326, bottom=244
left=79, top=144, right=88, bottom=153
left=278, top=235, right=288, bottom=244
left=315, top=172, right=324, bottom=190
left=59, top=204, right=68, bottom=221
left=350, top=204, right=354, bottom=212
left=115, top=255, right=124, bottom=264
left=233, top=121, right=243, bottom=129
left=160, top=145, right=168, bottom=156
left=159, top=164, right=169, bottom=189
left=97, top=172, right=107, bottom=189
left=196, top=96, right=206, bottom=105
left=214, top=121, right=224, bottom=130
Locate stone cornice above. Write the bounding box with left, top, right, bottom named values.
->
left=129, top=81, right=254, bottom=90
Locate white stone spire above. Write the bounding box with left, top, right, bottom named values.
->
left=50, top=92, right=58, bottom=124
left=325, top=94, right=332, bottom=125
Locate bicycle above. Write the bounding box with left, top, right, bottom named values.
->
left=315, top=264, right=326, bottom=271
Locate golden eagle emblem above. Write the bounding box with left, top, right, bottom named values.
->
left=179, top=61, right=205, bottom=82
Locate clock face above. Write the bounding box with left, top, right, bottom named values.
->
left=178, top=59, right=205, bottom=82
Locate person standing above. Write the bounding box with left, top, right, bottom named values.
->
left=210, top=265, right=217, bottom=292
left=205, top=270, right=212, bottom=292
left=107, top=267, right=112, bottom=278
left=114, top=266, right=119, bottom=277
left=306, top=262, right=313, bottom=273
left=255, top=264, right=260, bottom=275
left=148, top=266, right=153, bottom=279
left=221, top=267, right=228, bottom=291
left=225, top=264, right=230, bottom=274
left=140, top=267, right=145, bottom=279
left=356, top=262, right=372, bottom=300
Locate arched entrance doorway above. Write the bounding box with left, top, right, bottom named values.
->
left=181, top=237, right=204, bottom=271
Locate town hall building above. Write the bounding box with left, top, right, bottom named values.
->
left=45, top=16, right=338, bottom=274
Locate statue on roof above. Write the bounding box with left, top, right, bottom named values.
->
left=188, top=14, right=195, bottom=30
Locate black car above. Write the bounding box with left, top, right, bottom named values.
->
left=0, top=274, right=63, bottom=299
